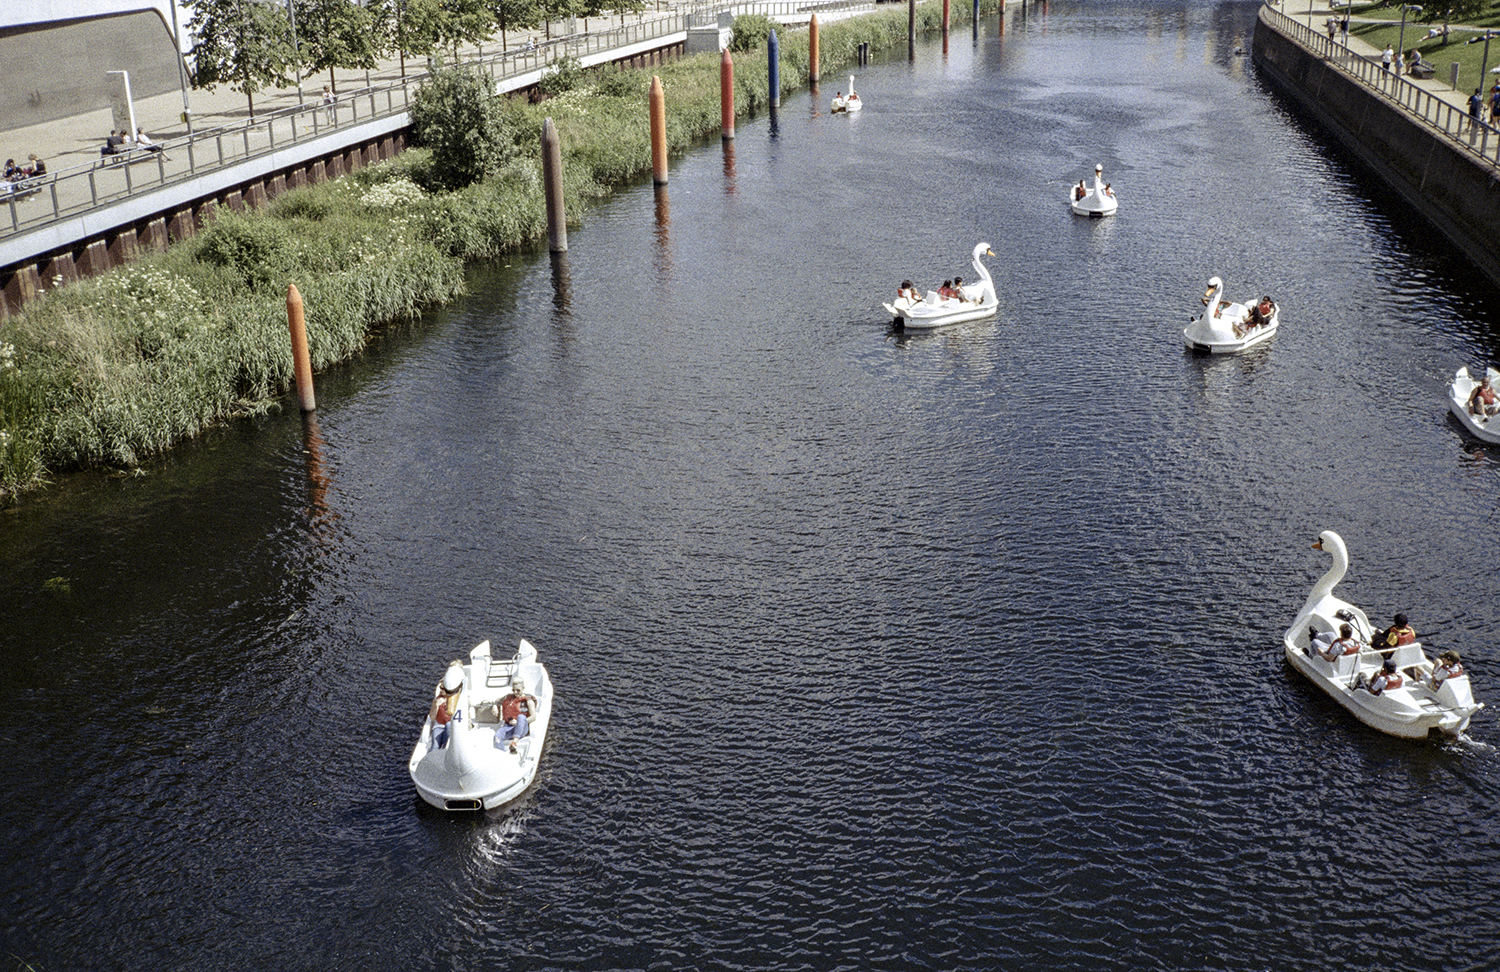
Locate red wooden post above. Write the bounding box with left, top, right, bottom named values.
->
left=650, top=75, right=668, bottom=185
left=721, top=50, right=735, bottom=140
left=809, top=15, right=820, bottom=83
left=287, top=284, right=316, bottom=413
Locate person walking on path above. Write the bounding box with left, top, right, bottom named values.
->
left=1469, top=87, right=1485, bottom=137
left=1383, top=44, right=1394, bottom=72
left=1489, top=81, right=1500, bottom=125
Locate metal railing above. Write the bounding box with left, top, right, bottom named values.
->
left=1263, top=4, right=1500, bottom=167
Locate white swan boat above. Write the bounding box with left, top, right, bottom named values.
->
left=1183, top=276, right=1279, bottom=354
left=831, top=76, right=862, bottom=113
left=881, top=241, right=998, bottom=330
left=409, top=638, right=554, bottom=811
left=1282, top=530, right=1482, bottom=739
left=1069, top=163, right=1117, bottom=217
left=1447, top=365, right=1500, bottom=444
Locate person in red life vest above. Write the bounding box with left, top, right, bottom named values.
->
left=1313, top=622, right=1361, bottom=662
left=1429, top=649, right=1464, bottom=691
left=1355, top=658, right=1403, bottom=695
left=495, top=677, right=538, bottom=754
left=1075, top=180, right=1087, bottom=201
left=897, top=279, right=920, bottom=303
left=1468, top=375, right=1499, bottom=422
left=1378, top=613, right=1416, bottom=651
left=429, top=663, right=463, bottom=748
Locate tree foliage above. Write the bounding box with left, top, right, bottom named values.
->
left=293, top=0, right=379, bottom=87
left=186, top=0, right=298, bottom=116
left=409, top=65, right=516, bottom=189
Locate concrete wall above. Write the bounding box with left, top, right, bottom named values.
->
left=1252, top=11, right=1500, bottom=285
left=0, top=9, right=183, bottom=129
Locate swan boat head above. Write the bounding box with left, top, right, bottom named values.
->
left=968, top=241, right=997, bottom=300
left=1202, top=276, right=1225, bottom=320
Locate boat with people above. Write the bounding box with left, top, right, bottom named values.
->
left=1069, top=163, right=1117, bottom=217
left=1183, top=276, right=1278, bottom=354
left=831, top=76, right=862, bottom=113
left=1447, top=365, right=1500, bottom=444
left=881, top=241, right=998, bottom=330
left=409, top=637, right=554, bottom=811
left=1282, top=530, right=1483, bottom=739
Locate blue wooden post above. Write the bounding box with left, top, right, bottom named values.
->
left=768, top=29, right=780, bottom=108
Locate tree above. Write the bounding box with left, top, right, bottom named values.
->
left=293, top=0, right=379, bottom=94
left=409, top=64, right=515, bottom=189
left=186, top=0, right=298, bottom=118
left=491, top=0, right=548, bottom=49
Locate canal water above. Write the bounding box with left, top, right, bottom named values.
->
left=4, top=2, right=1500, bottom=969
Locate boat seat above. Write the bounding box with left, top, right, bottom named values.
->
left=1332, top=653, right=1359, bottom=678
left=1388, top=643, right=1425, bottom=669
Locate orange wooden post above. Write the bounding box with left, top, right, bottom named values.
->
left=542, top=117, right=567, bottom=252
left=942, top=0, right=950, bottom=34
left=721, top=50, right=734, bottom=140
left=809, top=14, right=820, bottom=83
left=286, top=284, right=315, bottom=413
left=650, top=76, right=668, bottom=185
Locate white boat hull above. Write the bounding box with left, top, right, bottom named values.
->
left=1069, top=165, right=1117, bottom=217
left=408, top=638, right=554, bottom=811
left=882, top=294, right=998, bottom=330
left=1284, top=533, right=1482, bottom=739
left=1448, top=365, right=1500, bottom=444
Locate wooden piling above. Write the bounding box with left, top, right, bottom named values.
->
left=768, top=30, right=780, bottom=108
left=942, top=0, right=950, bottom=34
left=721, top=49, right=735, bottom=140
left=650, top=75, right=668, bottom=186
left=542, top=117, right=567, bottom=252
left=809, top=15, right=820, bottom=83
left=287, top=284, right=316, bottom=413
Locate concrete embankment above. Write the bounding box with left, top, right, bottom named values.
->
left=1251, top=8, right=1500, bottom=285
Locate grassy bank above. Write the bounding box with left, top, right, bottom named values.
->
left=1347, top=2, right=1500, bottom=92
left=0, top=0, right=999, bottom=500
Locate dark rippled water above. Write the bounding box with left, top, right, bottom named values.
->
left=5, top=2, right=1500, bottom=970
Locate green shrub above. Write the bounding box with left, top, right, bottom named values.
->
left=410, top=64, right=518, bottom=190
left=729, top=13, right=777, bottom=53
left=194, top=212, right=297, bottom=289
left=537, top=55, right=587, bottom=97
left=594, top=68, right=644, bottom=99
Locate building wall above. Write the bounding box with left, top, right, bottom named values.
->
left=0, top=9, right=184, bottom=129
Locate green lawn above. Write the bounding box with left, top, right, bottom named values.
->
left=1345, top=2, right=1500, bottom=91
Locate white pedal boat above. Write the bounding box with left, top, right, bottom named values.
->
left=1448, top=365, right=1500, bottom=444
left=409, top=638, right=554, bottom=811
left=1283, top=530, right=1482, bottom=739
left=881, top=241, right=998, bottom=330
left=1183, top=276, right=1278, bottom=354
left=831, top=75, right=862, bottom=113
left=1069, top=163, right=1117, bottom=217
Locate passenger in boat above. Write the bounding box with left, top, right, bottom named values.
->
left=1378, top=613, right=1417, bottom=651
left=429, top=664, right=464, bottom=748
left=1103, top=182, right=1114, bottom=198
left=897, top=279, right=920, bottom=302
left=953, top=276, right=970, bottom=302
left=1354, top=658, right=1403, bottom=695
left=1074, top=180, right=1087, bottom=201
left=938, top=280, right=955, bottom=300
left=495, top=678, right=538, bottom=754
left=1429, top=650, right=1464, bottom=690
left=1467, top=375, right=1499, bottom=420
left=1323, top=623, right=1362, bottom=661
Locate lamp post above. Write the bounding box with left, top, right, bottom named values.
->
left=106, top=70, right=137, bottom=142
left=169, top=0, right=193, bottom=133
left=1396, top=4, right=1423, bottom=76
